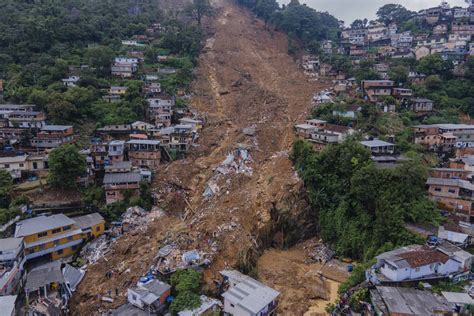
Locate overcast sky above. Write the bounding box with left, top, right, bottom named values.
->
left=279, top=0, right=468, bottom=24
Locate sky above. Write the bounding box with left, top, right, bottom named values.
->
left=279, top=0, right=468, bottom=24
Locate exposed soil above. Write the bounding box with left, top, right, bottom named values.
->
left=71, top=0, right=333, bottom=314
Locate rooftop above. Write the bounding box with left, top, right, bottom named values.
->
left=127, top=139, right=161, bottom=145
left=15, top=214, right=76, bottom=238
left=0, top=155, right=28, bottom=164
left=103, top=172, right=142, bottom=185
left=0, top=295, right=16, bottom=316
left=41, top=125, right=72, bottom=132
left=0, top=238, right=23, bottom=252
left=373, top=286, right=453, bottom=315
left=72, top=213, right=104, bottom=230
left=25, top=261, right=64, bottom=292
left=360, top=140, right=395, bottom=147
left=221, top=269, right=279, bottom=314
left=295, top=124, right=316, bottom=130
left=376, top=245, right=451, bottom=269
left=426, top=177, right=474, bottom=190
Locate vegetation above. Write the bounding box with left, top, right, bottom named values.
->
left=0, top=170, right=13, bottom=208
left=291, top=139, right=438, bottom=260
left=0, top=0, right=202, bottom=128
left=48, top=144, right=87, bottom=188
left=170, top=269, right=202, bottom=315
left=237, top=0, right=340, bottom=53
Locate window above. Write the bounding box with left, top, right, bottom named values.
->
left=67, top=236, right=74, bottom=242
left=415, top=267, right=420, bottom=272
left=230, top=304, right=235, bottom=308
left=57, top=249, right=63, bottom=255
left=37, top=231, right=48, bottom=238
left=4, top=164, right=9, bottom=168
left=54, top=240, right=60, bottom=246
left=96, top=226, right=101, bottom=232
left=63, top=225, right=72, bottom=231
left=52, top=228, right=61, bottom=234
left=434, top=187, right=442, bottom=192
left=132, top=294, right=137, bottom=301
left=19, top=163, right=24, bottom=167
left=448, top=188, right=456, bottom=194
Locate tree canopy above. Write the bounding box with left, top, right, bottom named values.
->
left=291, top=139, right=438, bottom=260
left=376, top=4, right=415, bottom=25
left=48, top=144, right=87, bottom=188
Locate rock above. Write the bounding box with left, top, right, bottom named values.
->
left=243, top=127, right=256, bottom=136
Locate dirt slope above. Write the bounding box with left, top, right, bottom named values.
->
left=71, top=0, right=330, bottom=314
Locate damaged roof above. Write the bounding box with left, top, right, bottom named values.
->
left=25, top=261, right=64, bottom=292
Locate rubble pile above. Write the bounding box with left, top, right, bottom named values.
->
left=81, top=235, right=112, bottom=264
left=203, top=147, right=253, bottom=199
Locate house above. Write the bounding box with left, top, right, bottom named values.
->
left=111, top=63, right=136, bottom=78
left=0, top=238, right=25, bottom=295
left=147, top=96, right=175, bottom=127
left=97, top=124, right=132, bottom=138
left=178, top=295, right=222, bottom=316
left=31, top=125, right=74, bottom=149
left=367, top=244, right=465, bottom=284
left=360, top=140, right=395, bottom=155
left=169, top=125, right=195, bottom=152
left=14, top=214, right=84, bottom=261
left=305, top=119, right=327, bottom=128
left=102, top=94, right=121, bottom=103
left=452, top=21, right=474, bottom=36
left=0, top=104, right=35, bottom=115
left=24, top=261, right=66, bottom=306
left=114, top=57, right=139, bottom=65
left=361, top=80, right=394, bottom=102
left=426, top=177, right=474, bottom=217
left=392, top=88, right=413, bottom=101
left=103, top=172, right=142, bottom=204
left=109, top=86, right=128, bottom=95
left=108, top=140, right=126, bottom=164
left=308, top=130, right=339, bottom=151
left=71, top=213, right=105, bottom=239
left=0, top=156, right=29, bottom=179
left=438, top=225, right=470, bottom=247
left=62, top=76, right=80, bottom=87
left=434, top=24, right=448, bottom=35
left=367, top=22, right=388, bottom=42
left=127, top=279, right=171, bottom=313
left=430, top=167, right=471, bottom=180
left=294, top=124, right=315, bottom=139
left=408, top=72, right=426, bottom=84
left=105, top=161, right=132, bottom=174
left=127, top=139, right=161, bottom=169
left=415, top=46, right=431, bottom=60
left=370, top=286, right=454, bottom=315
left=220, top=269, right=279, bottom=316
left=143, top=82, right=161, bottom=97
left=131, top=121, right=155, bottom=132
left=7, top=111, right=47, bottom=129
left=179, top=118, right=203, bottom=131
left=0, top=295, right=17, bottom=316
left=409, top=98, right=434, bottom=112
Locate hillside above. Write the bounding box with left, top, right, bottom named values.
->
left=70, top=0, right=331, bottom=313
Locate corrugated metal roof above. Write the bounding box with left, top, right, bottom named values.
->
left=103, top=172, right=142, bottom=184
left=25, top=261, right=64, bottom=291
left=41, top=125, right=72, bottom=131
left=72, top=213, right=104, bottom=230
left=0, top=238, right=23, bottom=252
left=15, top=214, right=76, bottom=238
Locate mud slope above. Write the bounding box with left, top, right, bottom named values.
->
left=71, top=0, right=329, bottom=314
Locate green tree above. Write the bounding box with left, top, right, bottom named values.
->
left=417, top=54, right=453, bottom=77
left=376, top=4, right=415, bottom=24
left=170, top=269, right=201, bottom=293
left=0, top=170, right=13, bottom=208
left=169, top=291, right=201, bottom=315
left=186, top=0, right=214, bottom=26
left=255, top=0, right=280, bottom=27
left=48, top=144, right=87, bottom=188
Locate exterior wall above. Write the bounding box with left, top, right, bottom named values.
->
left=432, top=195, right=473, bottom=216
left=224, top=298, right=251, bottom=316
left=128, top=289, right=144, bottom=309
left=428, top=184, right=460, bottom=199
left=430, top=170, right=469, bottom=180
left=128, top=151, right=161, bottom=169
left=88, top=223, right=105, bottom=238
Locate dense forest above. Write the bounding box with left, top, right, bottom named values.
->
left=0, top=0, right=201, bottom=129
left=291, top=139, right=437, bottom=261
left=237, top=0, right=341, bottom=53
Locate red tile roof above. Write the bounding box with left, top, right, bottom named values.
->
left=399, top=248, right=449, bottom=268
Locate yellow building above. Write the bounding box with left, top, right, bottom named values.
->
left=71, top=213, right=105, bottom=239
left=14, top=213, right=105, bottom=262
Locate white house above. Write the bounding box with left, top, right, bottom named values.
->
left=360, top=139, right=395, bottom=155
left=62, top=76, right=80, bottom=87
left=221, top=269, right=279, bottom=316
left=367, top=244, right=466, bottom=284
left=0, top=238, right=25, bottom=296
left=127, top=279, right=171, bottom=312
